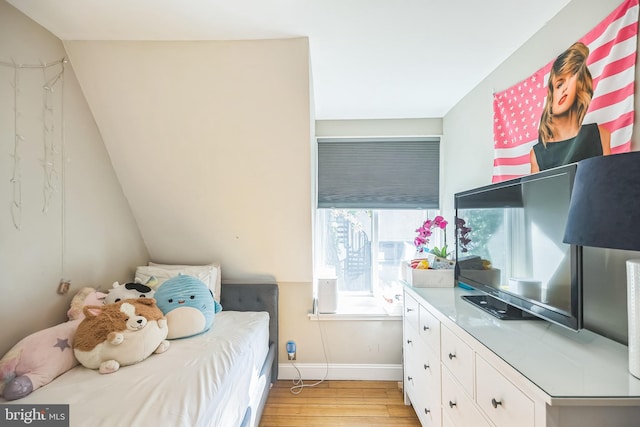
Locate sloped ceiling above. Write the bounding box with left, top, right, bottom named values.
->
left=9, top=0, right=571, bottom=119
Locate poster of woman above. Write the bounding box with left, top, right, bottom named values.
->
left=492, top=0, right=637, bottom=182
left=530, top=42, right=612, bottom=173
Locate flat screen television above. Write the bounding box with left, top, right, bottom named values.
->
left=454, top=163, right=582, bottom=330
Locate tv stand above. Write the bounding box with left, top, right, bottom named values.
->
left=462, top=294, right=540, bottom=320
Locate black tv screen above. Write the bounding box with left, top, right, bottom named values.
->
left=455, top=163, right=582, bottom=330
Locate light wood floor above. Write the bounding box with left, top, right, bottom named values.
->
left=259, top=380, right=422, bottom=426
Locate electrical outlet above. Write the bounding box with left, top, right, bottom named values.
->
left=286, top=340, right=296, bottom=361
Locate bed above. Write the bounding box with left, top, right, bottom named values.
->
left=6, top=282, right=279, bottom=427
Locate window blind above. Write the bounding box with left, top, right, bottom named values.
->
left=317, top=137, right=440, bottom=209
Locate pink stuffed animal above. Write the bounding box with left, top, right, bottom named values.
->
left=0, top=287, right=106, bottom=400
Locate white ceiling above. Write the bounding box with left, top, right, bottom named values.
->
left=8, top=0, right=571, bottom=120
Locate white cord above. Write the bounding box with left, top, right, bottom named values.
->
left=289, top=307, right=330, bottom=394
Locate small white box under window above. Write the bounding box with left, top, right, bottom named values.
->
left=317, top=278, right=338, bottom=313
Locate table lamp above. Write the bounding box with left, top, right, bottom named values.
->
left=563, top=151, right=640, bottom=378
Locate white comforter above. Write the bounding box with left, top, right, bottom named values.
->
left=14, top=311, right=270, bottom=427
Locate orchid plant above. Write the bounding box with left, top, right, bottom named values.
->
left=414, top=215, right=449, bottom=257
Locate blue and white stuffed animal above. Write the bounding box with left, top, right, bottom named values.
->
left=154, top=274, right=222, bottom=339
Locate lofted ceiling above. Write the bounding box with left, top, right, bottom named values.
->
left=8, top=0, right=571, bottom=119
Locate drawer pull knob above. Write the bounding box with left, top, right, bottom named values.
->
left=407, top=339, right=412, bottom=344
left=424, top=408, right=430, bottom=415
left=423, top=325, right=430, bottom=331
left=491, top=398, right=502, bottom=408
left=407, top=376, right=413, bottom=382
left=448, top=353, right=456, bottom=360
left=449, top=401, right=457, bottom=408
left=423, top=363, right=429, bottom=370
left=407, top=308, right=414, bottom=312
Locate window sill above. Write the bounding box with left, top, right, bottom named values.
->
left=308, top=295, right=403, bottom=321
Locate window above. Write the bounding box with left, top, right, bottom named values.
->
left=315, top=208, right=441, bottom=293
left=315, top=137, right=441, bottom=315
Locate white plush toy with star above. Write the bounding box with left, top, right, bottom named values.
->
left=0, top=287, right=106, bottom=400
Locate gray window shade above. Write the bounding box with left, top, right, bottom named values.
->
left=317, top=137, right=440, bottom=209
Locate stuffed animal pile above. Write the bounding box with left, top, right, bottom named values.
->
left=0, top=272, right=221, bottom=400
left=0, top=287, right=106, bottom=400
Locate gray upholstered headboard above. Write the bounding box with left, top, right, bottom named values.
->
left=220, top=283, right=278, bottom=382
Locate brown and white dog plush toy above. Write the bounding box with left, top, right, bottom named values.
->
left=73, top=298, right=170, bottom=374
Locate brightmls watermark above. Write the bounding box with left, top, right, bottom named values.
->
left=1, top=405, right=69, bottom=426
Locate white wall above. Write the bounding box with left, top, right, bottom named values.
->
left=64, top=38, right=314, bottom=283
left=0, top=1, right=149, bottom=356
left=442, top=0, right=639, bottom=343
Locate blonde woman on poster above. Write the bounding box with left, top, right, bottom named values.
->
left=530, top=42, right=611, bottom=173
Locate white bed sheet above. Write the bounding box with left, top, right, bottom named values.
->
left=14, top=311, right=270, bottom=427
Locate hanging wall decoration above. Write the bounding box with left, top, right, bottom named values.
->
left=491, top=0, right=638, bottom=182
left=1, top=57, right=65, bottom=229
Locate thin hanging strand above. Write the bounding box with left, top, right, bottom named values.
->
left=59, top=61, right=66, bottom=281
left=2, top=57, right=66, bottom=230
left=10, top=60, right=22, bottom=230
left=41, top=63, right=64, bottom=213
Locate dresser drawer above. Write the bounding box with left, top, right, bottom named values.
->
left=409, top=357, right=442, bottom=427
left=442, top=368, right=491, bottom=427
left=414, top=360, right=442, bottom=426
left=441, top=325, right=474, bottom=397
left=404, top=293, right=420, bottom=330
left=476, top=355, right=534, bottom=427
left=413, top=386, right=442, bottom=427
left=414, top=341, right=441, bottom=398
left=404, top=324, right=419, bottom=365
left=419, top=304, right=441, bottom=354
left=404, top=323, right=419, bottom=397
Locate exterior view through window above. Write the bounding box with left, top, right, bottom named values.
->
left=315, top=209, right=439, bottom=298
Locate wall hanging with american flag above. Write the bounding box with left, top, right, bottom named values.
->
left=492, top=0, right=638, bottom=182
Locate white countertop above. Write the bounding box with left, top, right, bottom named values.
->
left=405, top=284, right=640, bottom=400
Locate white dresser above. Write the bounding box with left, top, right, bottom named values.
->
left=403, top=284, right=640, bottom=427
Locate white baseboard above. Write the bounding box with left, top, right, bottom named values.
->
left=278, top=363, right=403, bottom=381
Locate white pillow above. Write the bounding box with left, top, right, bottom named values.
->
left=135, top=262, right=221, bottom=303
